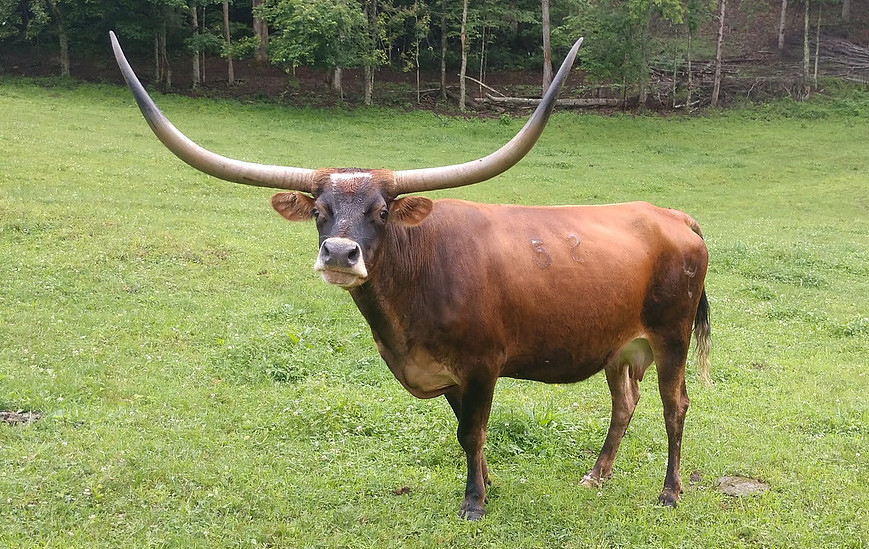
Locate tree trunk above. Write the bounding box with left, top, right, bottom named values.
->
left=686, top=31, right=693, bottom=108
left=45, top=0, right=69, bottom=77
left=802, top=0, right=810, bottom=98
left=363, top=0, right=377, bottom=105
left=333, top=67, right=344, bottom=101
left=813, top=3, right=821, bottom=87
left=711, top=0, right=726, bottom=107
left=190, top=3, right=201, bottom=89
left=201, top=6, right=207, bottom=83
left=415, top=0, right=421, bottom=104
left=672, top=29, right=679, bottom=109
left=154, top=18, right=171, bottom=89
left=155, top=33, right=159, bottom=83
left=223, top=0, right=235, bottom=84
left=252, top=0, right=268, bottom=64
left=478, top=25, right=486, bottom=94
left=778, top=0, right=788, bottom=53
left=459, top=0, right=468, bottom=111
left=440, top=0, right=447, bottom=101
left=638, top=11, right=652, bottom=107
left=57, top=22, right=70, bottom=77
left=541, top=0, right=553, bottom=94
left=842, top=0, right=850, bottom=22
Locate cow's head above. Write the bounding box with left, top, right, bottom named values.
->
left=109, top=32, right=582, bottom=290
left=270, top=169, right=433, bottom=288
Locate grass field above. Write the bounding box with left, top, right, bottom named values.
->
left=1, top=78, right=867, bottom=548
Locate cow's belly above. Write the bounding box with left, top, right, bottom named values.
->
left=501, top=338, right=654, bottom=384
left=501, top=349, right=607, bottom=383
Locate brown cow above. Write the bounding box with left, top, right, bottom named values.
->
left=111, top=33, right=710, bottom=520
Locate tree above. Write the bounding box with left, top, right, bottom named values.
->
left=362, top=0, right=377, bottom=105
left=26, top=0, right=101, bottom=76
left=683, top=0, right=712, bottom=108
left=711, top=0, right=726, bottom=106
left=261, top=0, right=368, bottom=100
left=541, top=0, right=552, bottom=93
left=566, top=0, right=643, bottom=99
left=184, top=1, right=226, bottom=86
left=189, top=1, right=201, bottom=87
left=149, top=0, right=188, bottom=89
left=44, top=0, right=70, bottom=75
left=0, top=0, right=24, bottom=41
left=408, top=0, right=430, bottom=104
left=778, top=0, right=788, bottom=53
left=222, top=0, right=234, bottom=83
left=252, top=0, right=267, bottom=63
left=458, top=0, right=468, bottom=110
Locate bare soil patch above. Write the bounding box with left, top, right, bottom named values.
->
left=718, top=475, right=770, bottom=497
left=1, top=411, right=41, bottom=425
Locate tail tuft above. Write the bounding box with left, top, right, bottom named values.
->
left=694, top=289, right=712, bottom=385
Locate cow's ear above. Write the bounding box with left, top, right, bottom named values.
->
left=390, top=196, right=433, bottom=227
left=272, top=192, right=315, bottom=222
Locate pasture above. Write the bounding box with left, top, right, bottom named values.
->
left=1, top=78, right=867, bottom=547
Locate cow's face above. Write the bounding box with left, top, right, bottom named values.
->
left=272, top=169, right=432, bottom=289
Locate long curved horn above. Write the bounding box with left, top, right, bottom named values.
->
left=392, top=37, right=583, bottom=195
left=110, top=31, right=315, bottom=192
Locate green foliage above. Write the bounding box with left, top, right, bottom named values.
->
left=0, top=80, right=867, bottom=546
left=184, top=25, right=223, bottom=55
left=0, top=0, right=23, bottom=41
left=566, top=0, right=716, bottom=89
left=567, top=0, right=646, bottom=84
left=260, top=0, right=369, bottom=71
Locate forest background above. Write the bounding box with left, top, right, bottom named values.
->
left=1, top=0, right=869, bottom=111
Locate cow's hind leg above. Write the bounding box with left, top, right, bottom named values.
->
left=653, top=340, right=691, bottom=507
left=445, top=373, right=497, bottom=521
left=582, top=360, right=642, bottom=488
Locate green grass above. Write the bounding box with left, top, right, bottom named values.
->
left=1, top=77, right=867, bottom=548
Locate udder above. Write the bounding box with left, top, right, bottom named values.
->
left=617, top=338, right=654, bottom=380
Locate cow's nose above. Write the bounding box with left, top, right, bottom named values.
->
left=319, top=238, right=362, bottom=270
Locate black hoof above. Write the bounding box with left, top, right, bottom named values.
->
left=657, top=491, right=679, bottom=507
left=459, top=505, right=486, bottom=521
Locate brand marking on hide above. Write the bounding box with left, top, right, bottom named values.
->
left=568, top=233, right=582, bottom=262
left=530, top=239, right=552, bottom=269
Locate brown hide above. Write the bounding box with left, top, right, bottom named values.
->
left=351, top=199, right=707, bottom=398
left=341, top=197, right=709, bottom=519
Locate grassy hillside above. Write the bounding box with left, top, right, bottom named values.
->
left=0, top=79, right=867, bottom=547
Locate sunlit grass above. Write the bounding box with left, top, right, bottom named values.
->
left=1, top=78, right=867, bottom=547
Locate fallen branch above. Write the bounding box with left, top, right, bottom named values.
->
left=479, top=94, right=622, bottom=107
left=461, top=75, right=507, bottom=97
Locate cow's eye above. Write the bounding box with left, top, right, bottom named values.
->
left=379, top=209, right=389, bottom=222
left=311, top=208, right=320, bottom=220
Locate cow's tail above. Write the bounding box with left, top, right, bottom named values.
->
left=685, top=213, right=712, bottom=386
left=693, top=288, right=712, bottom=385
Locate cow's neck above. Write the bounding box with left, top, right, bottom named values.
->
left=348, top=223, right=425, bottom=361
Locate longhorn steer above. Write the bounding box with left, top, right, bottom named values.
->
left=111, top=33, right=711, bottom=520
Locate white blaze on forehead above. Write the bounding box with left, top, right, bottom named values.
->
left=330, top=172, right=371, bottom=181
left=329, top=172, right=371, bottom=192
left=330, top=172, right=372, bottom=191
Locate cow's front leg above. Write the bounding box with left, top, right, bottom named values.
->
left=444, top=392, right=489, bottom=487
left=445, top=375, right=496, bottom=521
